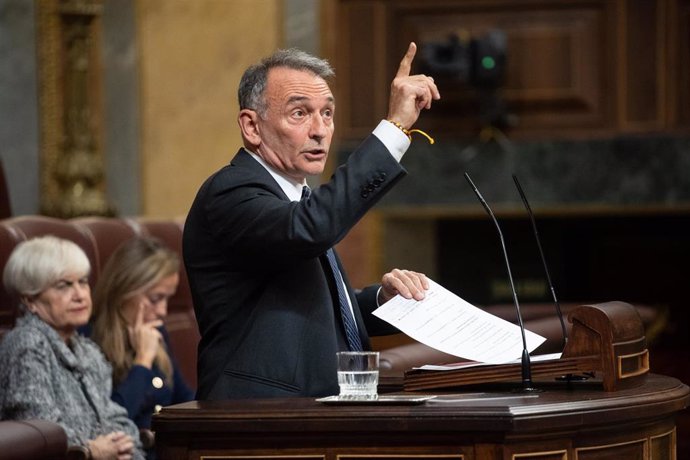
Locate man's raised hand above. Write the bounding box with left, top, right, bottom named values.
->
left=387, top=42, right=441, bottom=129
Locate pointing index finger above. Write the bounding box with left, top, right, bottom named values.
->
left=395, top=42, right=417, bottom=78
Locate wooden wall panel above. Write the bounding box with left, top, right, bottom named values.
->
left=675, top=0, right=690, bottom=126
left=398, top=2, right=613, bottom=138
left=622, top=0, right=663, bottom=130
left=331, top=0, right=690, bottom=140
left=335, top=1, right=390, bottom=139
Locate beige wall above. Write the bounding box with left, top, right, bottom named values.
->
left=136, top=0, right=282, bottom=218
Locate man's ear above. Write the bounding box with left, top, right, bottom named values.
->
left=238, top=109, right=261, bottom=148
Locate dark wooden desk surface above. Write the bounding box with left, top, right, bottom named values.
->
left=153, top=374, right=689, bottom=460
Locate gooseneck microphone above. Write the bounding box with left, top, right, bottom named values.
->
left=464, top=172, right=535, bottom=392
left=512, top=174, right=567, bottom=350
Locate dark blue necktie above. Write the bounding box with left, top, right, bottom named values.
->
left=302, top=186, right=363, bottom=351
left=325, top=248, right=363, bottom=351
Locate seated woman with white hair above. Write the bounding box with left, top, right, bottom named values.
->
left=0, top=235, right=145, bottom=460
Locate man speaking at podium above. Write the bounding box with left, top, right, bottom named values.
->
left=183, top=43, right=440, bottom=400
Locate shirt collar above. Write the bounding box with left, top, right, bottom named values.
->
left=245, top=149, right=306, bottom=202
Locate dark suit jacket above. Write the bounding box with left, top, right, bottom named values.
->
left=183, top=134, right=406, bottom=399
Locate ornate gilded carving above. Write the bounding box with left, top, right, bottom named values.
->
left=36, top=0, right=114, bottom=217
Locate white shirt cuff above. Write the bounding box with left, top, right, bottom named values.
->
left=375, top=286, right=383, bottom=307
left=372, top=120, right=411, bottom=163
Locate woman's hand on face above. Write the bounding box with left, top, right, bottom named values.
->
left=128, top=301, right=163, bottom=369
left=88, top=431, right=135, bottom=460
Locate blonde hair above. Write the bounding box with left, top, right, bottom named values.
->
left=91, top=237, right=179, bottom=386
left=3, top=236, right=90, bottom=308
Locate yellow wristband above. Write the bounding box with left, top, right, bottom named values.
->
left=387, top=120, right=435, bottom=144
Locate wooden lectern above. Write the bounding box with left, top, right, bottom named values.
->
left=153, top=301, right=689, bottom=460
left=404, top=301, right=650, bottom=392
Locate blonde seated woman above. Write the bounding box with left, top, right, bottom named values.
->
left=0, top=236, right=144, bottom=460
left=89, top=237, right=194, bottom=453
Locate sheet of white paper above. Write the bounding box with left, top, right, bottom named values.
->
left=372, top=279, right=546, bottom=364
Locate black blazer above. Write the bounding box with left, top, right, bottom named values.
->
left=183, top=134, right=406, bottom=399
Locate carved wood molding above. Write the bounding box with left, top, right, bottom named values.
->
left=36, top=0, right=114, bottom=217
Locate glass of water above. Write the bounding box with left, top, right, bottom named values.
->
left=336, top=351, right=379, bottom=400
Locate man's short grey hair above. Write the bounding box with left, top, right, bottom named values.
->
left=238, top=48, right=335, bottom=117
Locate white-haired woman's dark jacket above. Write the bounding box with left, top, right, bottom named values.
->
left=0, top=312, right=145, bottom=459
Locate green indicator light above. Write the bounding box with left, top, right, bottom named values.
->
left=481, top=56, right=496, bottom=70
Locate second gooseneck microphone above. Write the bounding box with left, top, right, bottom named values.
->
left=512, top=174, right=567, bottom=350
left=464, top=172, right=536, bottom=392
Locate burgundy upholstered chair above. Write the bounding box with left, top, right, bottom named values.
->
left=0, top=157, right=11, bottom=219
left=0, top=420, right=69, bottom=460
left=72, top=217, right=142, bottom=283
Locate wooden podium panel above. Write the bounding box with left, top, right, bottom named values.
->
left=153, top=374, right=689, bottom=460
left=404, top=302, right=650, bottom=393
